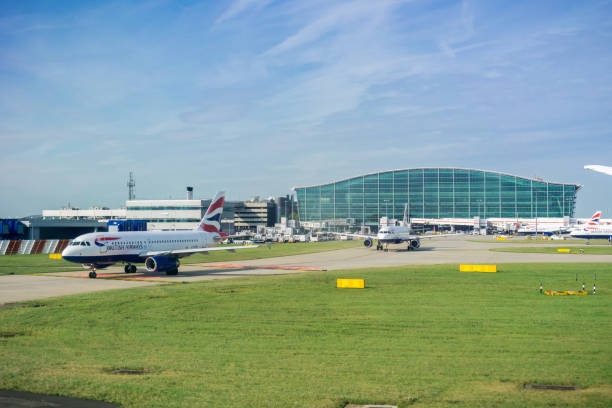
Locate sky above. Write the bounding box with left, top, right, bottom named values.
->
left=1, top=0, right=611, bottom=218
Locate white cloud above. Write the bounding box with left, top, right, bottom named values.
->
left=216, top=0, right=275, bottom=23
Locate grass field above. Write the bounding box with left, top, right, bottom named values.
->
left=0, top=254, right=83, bottom=276
left=469, top=238, right=611, bottom=245
left=184, top=240, right=361, bottom=264
left=0, top=241, right=361, bottom=276
left=1, top=263, right=611, bottom=407
left=490, top=246, right=612, bottom=255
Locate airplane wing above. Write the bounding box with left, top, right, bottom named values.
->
left=585, top=165, right=612, bottom=176
left=416, top=233, right=461, bottom=239
left=142, top=245, right=260, bottom=257
left=329, top=232, right=374, bottom=240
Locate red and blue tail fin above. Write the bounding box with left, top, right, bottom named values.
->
left=197, top=191, right=225, bottom=234
left=588, top=211, right=601, bottom=226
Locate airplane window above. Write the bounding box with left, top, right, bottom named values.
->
left=86, top=242, right=91, bottom=246
left=81, top=242, right=86, bottom=246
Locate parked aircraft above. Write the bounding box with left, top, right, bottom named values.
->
left=335, top=204, right=455, bottom=251
left=516, top=222, right=569, bottom=236
left=570, top=210, right=612, bottom=241
left=62, top=192, right=257, bottom=278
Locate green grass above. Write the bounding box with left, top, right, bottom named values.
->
left=0, top=254, right=83, bottom=275
left=469, top=238, right=611, bottom=245
left=490, top=246, right=612, bottom=255
left=1, top=263, right=611, bottom=407
left=0, top=241, right=361, bottom=275
left=183, top=240, right=361, bottom=264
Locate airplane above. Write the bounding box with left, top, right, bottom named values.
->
left=62, top=191, right=258, bottom=278
left=333, top=204, right=456, bottom=251
left=569, top=210, right=612, bottom=242
left=584, top=164, right=612, bottom=176
left=516, top=222, right=569, bottom=236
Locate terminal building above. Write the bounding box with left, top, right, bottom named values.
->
left=27, top=188, right=287, bottom=240
left=294, top=168, right=581, bottom=232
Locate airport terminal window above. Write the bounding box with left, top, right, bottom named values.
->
left=393, top=170, right=408, bottom=220
left=295, top=168, right=579, bottom=226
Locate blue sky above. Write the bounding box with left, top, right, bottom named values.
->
left=1, top=0, right=611, bottom=217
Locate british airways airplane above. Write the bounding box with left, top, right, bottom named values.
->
left=570, top=210, right=612, bottom=241
left=62, top=192, right=256, bottom=278
left=334, top=204, right=456, bottom=251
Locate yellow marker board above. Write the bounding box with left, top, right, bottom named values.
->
left=557, top=248, right=571, bottom=253
left=460, top=264, right=497, bottom=273
left=49, top=254, right=62, bottom=259
left=337, top=278, right=365, bottom=288
left=545, top=290, right=588, bottom=296
left=496, top=237, right=506, bottom=241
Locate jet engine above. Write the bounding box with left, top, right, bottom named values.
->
left=145, top=256, right=179, bottom=275
left=363, top=237, right=373, bottom=248
left=410, top=239, right=421, bottom=249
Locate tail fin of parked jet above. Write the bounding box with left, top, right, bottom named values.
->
left=197, top=191, right=225, bottom=234
left=588, top=211, right=601, bottom=226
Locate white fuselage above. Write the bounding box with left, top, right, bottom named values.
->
left=62, top=230, right=219, bottom=265
left=569, top=224, right=612, bottom=239
left=377, top=225, right=414, bottom=242
left=516, top=224, right=569, bottom=234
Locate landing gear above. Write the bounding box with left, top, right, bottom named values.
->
left=88, top=270, right=97, bottom=279
left=124, top=264, right=137, bottom=273
left=376, top=241, right=383, bottom=251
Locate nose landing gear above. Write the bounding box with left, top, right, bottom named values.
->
left=88, top=268, right=97, bottom=279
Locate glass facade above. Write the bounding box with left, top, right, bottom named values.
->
left=295, top=168, right=579, bottom=226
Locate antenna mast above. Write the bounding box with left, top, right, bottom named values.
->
left=127, top=172, right=136, bottom=200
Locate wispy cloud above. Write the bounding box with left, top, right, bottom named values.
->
left=216, top=0, right=275, bottom=23
left=1, top=0, right=611, bottom=216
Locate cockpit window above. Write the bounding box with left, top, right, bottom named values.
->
left=81, top=242, right=87, bottom=246
left=85, top=242, right=91, bottom=246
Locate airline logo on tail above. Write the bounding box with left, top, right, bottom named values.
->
left=199, top=191, right=225, bottom=235
left=588, top=211, right=601, bottom=226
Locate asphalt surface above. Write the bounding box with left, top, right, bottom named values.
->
left=1, top=236, right=611, bottom=305
left=0, top=390, right=119, bottom=408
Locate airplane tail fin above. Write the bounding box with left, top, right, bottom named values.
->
left=197, top=191, right=226, bottom=235
left=588, top=210, right=601, bottom=226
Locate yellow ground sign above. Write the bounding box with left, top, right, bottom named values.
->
left=337, top=278, right=365, bottom=288
left=460, top=264, right=497, bottom=273
left=496, top=237, right=506, bottom=241
left=557, top=248, right=571, bottom=253
left=49, top=254, right=62, bottom=259
left=545, top=290, right=588, bottom=296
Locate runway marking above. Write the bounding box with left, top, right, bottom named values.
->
left=193, top=263, right=327, bottom=271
